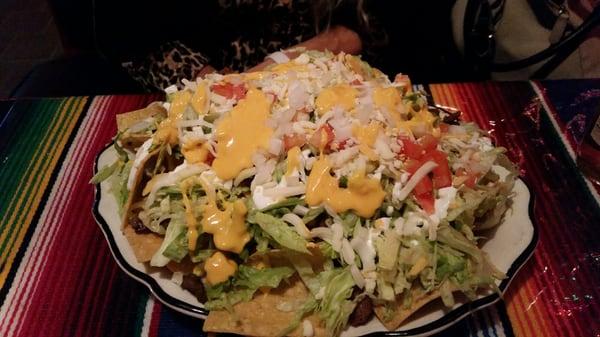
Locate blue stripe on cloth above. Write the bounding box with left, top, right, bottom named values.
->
left=496, top=301, right=516, bottom=337
left=537, top=79, right=600, bottom=144
left=157, top=307, right=207, bottom=337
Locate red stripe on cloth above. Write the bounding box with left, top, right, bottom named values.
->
left=472, top=82, right=588, bottom=337
left=0, top=97, right=101, bottom=336
left=149, top=302, right=162, bottom=337
left=429, top=82, right=600, bottom=337
left=10, top=95, right=161, bottom=337
left=16, top=96, right=119, bottom=337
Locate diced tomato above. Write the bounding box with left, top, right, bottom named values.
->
left=205, top=151, right=215, bottom=166
left=309, top=124, right=335, bottom=150
left=423, top=150, right=452, bottom=188
left=210, top=83, right=247, bottom=100
left=456, top=167, right=478, bottom=188
left=404, top=159, right=434, bottom=212
left=413, top=175, right=433, bottom=196
left=283, top=133, right=307, bottom=151
left=419, top=134, right=439, bottom=152
left=415, top=191, right=435, bottom=214
left=350, top=79, right=362, bottom=85
left=398, top=136, right=426, bottom=159
left=336, top=139, right=349, bottom=150
left=439, top=123, right=449, bottom=133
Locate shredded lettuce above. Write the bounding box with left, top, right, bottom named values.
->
left=260, top=197, right=304, bottom=212
left=249, top=212, right=310, bottom=254
left=162, top=232, right=188, bottom=262
left=150, top=219, right=186, bottom=267
left=302, top=206, right=324, bottom=224
left=316, top=268, right=356, bottom=336
left=278, top=298, right=318, bottom=337
left=375, top=230, right=401, bottom=271
left=205, top=265, right=295, bottom=310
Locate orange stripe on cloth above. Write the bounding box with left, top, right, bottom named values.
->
left=0, top=97, right=88, bottom=288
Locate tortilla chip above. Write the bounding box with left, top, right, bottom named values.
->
left=203, top=276, right=328, bottom=337
left=247, top=246, right=325, bottom=271
left=121, top=150, right=159, bottom=229
left=123, top=225, right=163, bottom=262
left=374, top=284, right=455, bottom=331
left=120, top=149, right=162, bottom=263
left=116, top=103, right=166, bottom=132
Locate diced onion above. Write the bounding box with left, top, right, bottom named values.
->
left=234, top=167, right=256, bottom=186
left=302, top=320, right=314, bottom=337
left=292, top=205, right=309, bottom=216
left=288, top=81, right=309, bottom=110
left=282, top=213, right=311, bottom=239
left=351, top=227, right=376, bottom=272
left=171, top=272, right=183, bottom=286
left=323, top=204, right=341, bottom=222
left=267, top=51, right=290, bottom=64
left=350, top=265, right=365, bottom=289
left=262, top=185, right=306, bottom=198
left=395, top=161, right=438, bottom=201
left=341, top=239, right=356, bottom=265
left=310, top=227, right=332, bottom=241
left=331, top=222, right=343, bottom=252
left=164, top=85, right=178, bottom=94
left=268, top=138, right=283, bottom=155
left=374, top=135, right=395, bottom=160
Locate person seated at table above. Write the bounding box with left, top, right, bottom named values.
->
left=80, top=0, right=468, bottom=90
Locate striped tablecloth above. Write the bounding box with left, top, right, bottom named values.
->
left=0, top=80, right=599, bottom=337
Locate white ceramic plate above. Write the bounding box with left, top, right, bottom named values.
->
left=93, top=143, right=537, bottom=337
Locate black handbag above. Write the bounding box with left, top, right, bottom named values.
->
left=462, top=0, right=600, bottom=78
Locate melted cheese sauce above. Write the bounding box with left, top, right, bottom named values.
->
left=306, top=156, right=385, bottom=217
left=271, top=61, right=308, bottom=74
left=352, top=122, right=381, bottom=161
left=182, top=140, right=210, bottom=164
left=202, top=199, right=250, bottom=254
left=397, top=110, right=438, bottom=137
left=155, top=90, right=192, bottom=145
left=191, top=82, right=208, bottom=114
left=204, top=251, right=237, bottom=285
left=373, top=87, right=401, bottom=113
left=286, top=146, right=302, bottom=176
left=180, top=179, right=199, bottom=251
left=212, top=88, right=273, bottom=180
left=315, top=84, right=357, bottom=116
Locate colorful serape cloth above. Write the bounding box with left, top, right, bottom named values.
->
left=0, top=80, right=598, bottom=337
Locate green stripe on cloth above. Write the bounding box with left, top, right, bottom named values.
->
left=0, top=97, right=88, bottom=289
left=0, top=100, right=70, bottom=246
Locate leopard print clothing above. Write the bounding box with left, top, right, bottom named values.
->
left=121, top=0, right=385, bottom=91
left=122, top=41, right=210, bottom=91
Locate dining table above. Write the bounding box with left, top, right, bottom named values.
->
left=0, top=79, right=599, bottom=337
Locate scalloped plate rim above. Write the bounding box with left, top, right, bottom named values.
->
left=92, top=142, right=538, bottom=336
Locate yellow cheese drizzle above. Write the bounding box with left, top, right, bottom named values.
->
left=306, top=156, right=386, bottom=218
left=271, top=61, right=308, bottom=74
left=285, top=146, right=302, bottom=176
left=182, top=139, right=210, bottom=164
left=179, top=178, right=199, bottom=251
left=190, top=81, right=208, bottom=114
left=155, top=90, right=192, bottom=145
left=352, top=122, right=381, bottom=161
left=202, top=199, right=250, bottom=254
left=204, top=251, right=237, bottom=285
left=315, top=84, right=358, bottom=116
left=212, top=88, right=273, bottom=180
